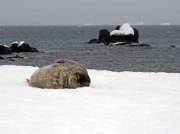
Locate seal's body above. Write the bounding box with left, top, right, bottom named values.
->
left=27, top=59, right=90, bottom=89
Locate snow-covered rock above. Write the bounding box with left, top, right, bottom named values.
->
left=87, top=23, right=139, bottom=45
left=10, top=41, right=38, bottom=52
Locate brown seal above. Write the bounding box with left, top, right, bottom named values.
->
left=27, top=59, right=91, bottom=89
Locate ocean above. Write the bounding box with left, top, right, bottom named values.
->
left=0, top=25, right=180, bottom=73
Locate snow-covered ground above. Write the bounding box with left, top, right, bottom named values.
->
left=0, top=65, right=180, bottom=134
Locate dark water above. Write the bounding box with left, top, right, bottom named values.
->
left=0, top=25, right=180, bottom=73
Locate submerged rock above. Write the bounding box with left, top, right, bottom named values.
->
left=86, top=38, right=99, bottom=44
left=0, top=56, right=4, bottom=60
left=7, top=55, right=24, bottom=59
left=27, top=59, right=91, bottom=89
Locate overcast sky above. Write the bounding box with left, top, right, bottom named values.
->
left=0, top=0, right=179, bottom=25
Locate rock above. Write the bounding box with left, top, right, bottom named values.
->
left=7, top=55, right=24, bottom=59
left=109, top=27, right=139, bottom=44
left=115, top=25, right=120, bottom=30
left=98, top=29, right=110, bottom=43
left=0, top=44, right=12, bottom=55
left=132, top=28, right=139, bottom=43
left=87, top=24, right=139, bottom=45
left=8, top=58, right=16, bottom=61
left=0, top=56, right=4, bottom=60
left=27, top=59, right=91, bottom=89
left=170, top=45, right=176, bottom=48
left=10, top=41, right=38, bottom=52
left=87, top=38, right=99, bottom=44
left=10, top=42, right=19, bottom=52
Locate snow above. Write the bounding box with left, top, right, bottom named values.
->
left=110, top=23, right=134, bottom=36
left=18, top=41, right=25, bottom=47
left=12, top=41, right=18, bottom=44
left=0, top=65, right=180, bottom=134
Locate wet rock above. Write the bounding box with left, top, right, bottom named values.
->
left=98, top=29, right=110, bottom=43
left=86, top=38, right=99, bottom=44
left=7, top=55, right=24, bottom=59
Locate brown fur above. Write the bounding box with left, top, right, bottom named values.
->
left=27, top=59, right=91, bottom=89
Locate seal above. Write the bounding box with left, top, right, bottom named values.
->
left=27, top=59, right=91, bottom=89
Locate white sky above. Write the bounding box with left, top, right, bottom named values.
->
left=0, top=0, right=179, bottom=25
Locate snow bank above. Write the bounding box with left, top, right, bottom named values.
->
left=0, top=65, right=180, bottom=134
left=110, top=23, right=134, bottom=36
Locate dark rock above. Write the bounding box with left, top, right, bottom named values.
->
left=132, top=28, right=139, bottom=43
left=87, top=38, right=99, bottom=44
left=8, top=58, right=16, bottom=61
left=19, top=43, right=38, bottom=52
left=170, top=45, right=176, bottom=48
left=115, top=25, right=120, bottom=30
left=98, top=29, right=110, bottom=43
left=87, top=25, right=139, bottom=45
left=10, top=42, right=19, bottom=52
left=10, top=41, right=38, bottom=53
left=0, top=45, right=12, bottom=55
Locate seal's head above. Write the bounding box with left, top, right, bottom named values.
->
left=67, top=70, right=91, bottom=88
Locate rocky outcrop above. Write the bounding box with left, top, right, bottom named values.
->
left=0, top=41, right=38, bottom=56
left=98, top=29, right=110, bottom=43
left=10, top=41, right=38, bottom=53
left=87, top=23, right=140, bottom=45
left=0, top=45, right=12, bottom=55
left=27, top=59, right=91, bottom=89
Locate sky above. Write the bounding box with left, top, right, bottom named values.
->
left=0, top=0, right=179, bottom=25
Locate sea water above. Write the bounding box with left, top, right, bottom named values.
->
left=0, top=25, right=180, bottom=73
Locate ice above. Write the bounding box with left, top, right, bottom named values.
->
left=0, top=65, right=180, bottom=134
left=110, top=23, right=134, bottom=36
